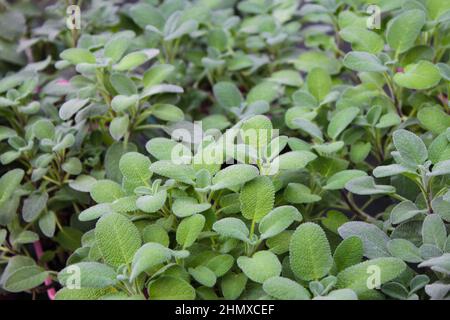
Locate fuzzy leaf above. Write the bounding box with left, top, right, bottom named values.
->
left=390, top=201, right=425, bottom=225
left=307, top=67, right=331, bottom=101
left=211, top=164, right=259, bottom=191
left=148, top=276, right=195, bottom=300
left=212, top=218, right=250, bottom=242
left=205, top=254, right=234, bottom=277
left=263, top=276, right=310, bottom=300
left=176, top=214, right=205, bottom=249
left=113, top=49, right=159, bottom=71
left=69, top=175, right=97, bottom=193
left=333, top=236, right=364, bottom=272
left=3, top=266, right=49, bottom=293
left=259, top=206, right=302, bottom=240
left=336, top=258, right=406, bottom=295
left=221, top=273, right=247, bottom=300
left=142, top=224, right=170, bottom=247
left=240, top=176, right=275, bottom=223
left=111, top=95, right=138, bottom=113
left=291, top=118, right=323, bottom=141
left=172, top=197, right=211, bottom=218
left=343, top=52, right=387, bottom=72
left=213, top=82, right=243, bottom=108
left=59, top=262, right=117, bottom=288
left=95, top=213, right=141, bottom=267
left=386, top=10, right=426, bottom=54
left=130, top=243, right=172, bottom=280
left=387, top=239, right=422, bottom=263
left=345, top=176, right=395, bottom=195
left=109, top=115, right=129, bottom=141
left=327, top=107, right=360, bottom=139
left=394, top=61, right=441, bottom=90
left=284, top=183, right=321, bottom=204
left=60, top=48, right=96, bottom=64
left=338, top=222, right=390, bottom=259
left=289, top=223, right=333, bottom=281
left=0, top=169, right=24, bottom=205
left=418, top=106, right=450, bottom=135
left=419, top=254, right=450, bottom=275
left=428, top=160, right=450, bottom=177
left=79, top=204, right=112, bottom=222
left=373, top=164, right=411, bottom=178
left=237, top=251, right=281, bottom=284
left=90, top=180, right=124, bottom=204
left=324, top=170, right=367, bottom=190
left=188, top=266, right=216, bottom=287
left=119, top=152, right=152, bottom=183
left=275, top=151, right=317, bottom=170
left=150, top=161, right=196, bottom=184
left=143, top=64, right=175, bottom=88
left=22, top=192, right=48, bottom=223
left=150, top=104, right=184, bottom=122
left=136, top=190, right=167, bottom=213
left=104, top=35, right=132, bottom=63
left=422, top=214, right=447, bottom=250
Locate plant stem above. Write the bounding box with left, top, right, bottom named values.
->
left=341, top=191, right=376, bottom=222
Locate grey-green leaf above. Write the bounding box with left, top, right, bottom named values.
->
left=289, top=223, right=333, bottom=281
left=263, top=276, right=310, bottom=300
left=237, top=251, right=281, bottom=284
left=338, top=222, right=390, bottom=259
left=212, top=218, right=250, bottom=242
left=130, top=243, right=172, bottom=280
left=95, top=213, right=142, bottom=267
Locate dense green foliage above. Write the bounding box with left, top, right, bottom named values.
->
left=0, top=0, right=450, bottom=300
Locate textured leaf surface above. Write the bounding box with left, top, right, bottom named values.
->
left=176, top=214, right=205, bottom=249
left=55, top=288, right=113, bottom=300
left=259, top=206, right=302, bottom=240
left=0, top=169, right=24, bottom=205
left=289, top=223, right=333, bottom=281
left=324, top=170, right=367, bottom=190
left=211, top=164, right=259, bottom=191
left=95, top=213, right=141, bottom=267
left=221, top=273, right=247, bottom=300
left=150, top=161, right=196, bottom=184
left=213, top=82, right=243, bottom=108
left=336, top=258, right=406, bottom=295
left=172, top=197, right=211, bottom=218
left=386, top=10, right=426, bottom=54
left=240, top=176, right=274, bottom=222
left=130, top=243, right=172, bottom=280
left=90, top=180, right=124, bottom=204
left=59, top=262, right=117, bottom=288
left=148, top=276, right=195, bottom=300
left=212, top=218, right=250, bottom=242
left=136, top=190, right=167, bottom=213
left=338, top=222, right=390, bottom=259
left=3, top=266, right=49, bottom=293
left=394, top=61, right=441, bottom=90
left=327, top=107, right=360, bottom=139
left=119, top=152, right=152, bottom=183
left=422, top=214, right=447, bottom=250
left=237, top=251, right=281, bottom=283
left=387, top=239, right=422, bottom=263
left=188, top=266, right=216, bottom=287
left=333, top=236, right=364, bottom=272
left=263, top=276, right=310, bottom=300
